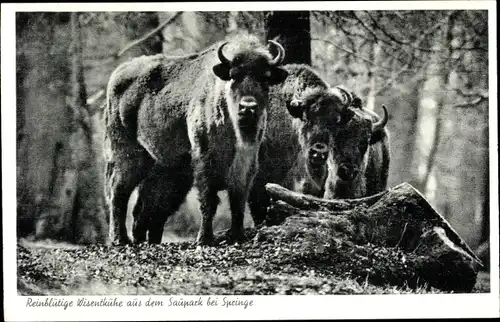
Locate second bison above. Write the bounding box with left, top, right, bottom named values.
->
left=284, top=87, right=390, bottom=199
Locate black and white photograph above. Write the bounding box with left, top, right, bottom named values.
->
left=2, top=1, right=499, bottom=320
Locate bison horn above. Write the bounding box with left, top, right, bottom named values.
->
left=217, top=41, right=230, bottom=65
left=268, top=40, right=285, bottom=66
left=372, top=104, right=389, bottom=134
left=329, top=86, right=352, bottom=107
left=335, top=86, right=353, bottom=106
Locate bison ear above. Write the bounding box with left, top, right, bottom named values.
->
left=268, top=67, right=289, bottom=85
left=287, top=99, right=305, bottom=119
left=351, top=93, right=363, bottom=109
left=212, top=63, right=231, bottom=81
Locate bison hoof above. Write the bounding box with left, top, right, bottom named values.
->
left=196, top=233, right=215, bottom=246
left=226, top=228, right=246, bottom=245
left=110, top=236, right=133, bottom=246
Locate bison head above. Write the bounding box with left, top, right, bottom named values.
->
left=213, top=40, right=288, bottom=143
left=286, top=86, right=356, bottom=170
left=286, top=86, right=388, bottom=198
left=331, top=105, right=388, bottom=182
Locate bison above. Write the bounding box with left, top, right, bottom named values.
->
left=284, top=86, right=390, bottom=199
left=104, top=35, right=288, bottom=245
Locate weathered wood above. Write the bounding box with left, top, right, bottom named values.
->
left=265, top=183, right=388, bottom=211
left=264, top=182, right=481, bottom=292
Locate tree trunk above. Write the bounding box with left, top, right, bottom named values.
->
left=387, top=79, right=424, bottom=189
left=477, top=116, right=489, bottom=269
left=421, top=14, right=455, bottom=193
left=264, top=183, right=480, bottom=292
left=69, top=12, right=108, bottom=244
left=16, top=14, right=72, bottom=238
left=16, top=47, right=32, bottom=237
left=428, top=13, right=485, bottom=250
left=421, top=98, right=444, bottom=193
left=265, top=11, right=311, bottom=65
left=32, top=13, right=107, bottom=244
left=365, top=41, right=379, bottom=111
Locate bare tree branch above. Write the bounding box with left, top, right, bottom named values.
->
left=335, top=15, right=383, bottom=44
left=117, top=12, right=183, bottom=58
left=351, top=12, right=386, bottom=44
left=453, top=46, right=488, bottom=52
left=374, top=63, right=411, bottom=96
left=80, top=13, right=98, bottom=26
left=377, top=43, right=423, bottom=67
left=87, top=89, right=105, bottom=105
left=452, top=88, right=488, bottom=109
left=333, top=20, right=358, bottom=55
left=374, top=16, right=447, bottom=96
left=452, top=96, right=487, bottom=109
left=365, top=11, right=412, bottom=45
left=453, top=87, right=489, bottom=99
left=362, top=11, right=451, bottom=54
left=311, top=38, right=392, bottom=72
left=88, top=12, right=184, bottom=115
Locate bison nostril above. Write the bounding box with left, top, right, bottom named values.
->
left=239, top=106, right=255, bottom=114
left=308, top=149, right=328, bottom=167
left=238, top=107, right=255, bottom=119
left=238, top=97, right=257, bottom=116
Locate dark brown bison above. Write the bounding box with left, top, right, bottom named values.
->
left=283, top=86, right=390, bottom=199
left=104, top=35, right=288, bottom=245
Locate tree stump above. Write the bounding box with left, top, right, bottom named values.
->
left=262, top=182, right=482, bottom=293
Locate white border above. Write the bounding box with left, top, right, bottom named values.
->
left=2, top=1, right=499, bottom=321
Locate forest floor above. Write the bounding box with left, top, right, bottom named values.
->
left=17, top=231, right=490, bottom=296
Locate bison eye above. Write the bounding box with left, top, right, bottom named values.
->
left=254, top=70, right=272, bottom=83
left=232, top=56, right=242, bottom=66
left=229, top=69, right=244, bottom=81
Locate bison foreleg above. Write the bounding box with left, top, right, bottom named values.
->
left=227, top=150, right=259, bottom=243
left=195, top=183, right=220, bottom=246
left=227, top=188, right=247, bottom=243
left=192, top=155, right=220, bottom=246
left=248, top=174, right=269, bottom=227
left=131, top=185, right=148, bottom=243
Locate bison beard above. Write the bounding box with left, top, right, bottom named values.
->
left=238, top=117, right=258, bottom=141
